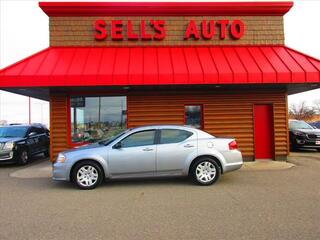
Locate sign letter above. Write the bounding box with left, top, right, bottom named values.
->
left=94, top=20, right=107, bottom=40
left=201, top=20, right=215, bottom=40
left=152, top=20, right=166, bottom=40
left=230, top=20, right=244, bottom=39
left=217, top=20, right=229, bottom=39
left=111, top=20, right=123, bottom=40
left=184, top=20, right=200, bottom=40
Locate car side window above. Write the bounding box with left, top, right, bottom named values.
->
left=160, top=129, right=193, bottom=144
left=35, top=127, right=45, bottom=135
left=120, top=130, right=156, bottom=148
left=27, top=127, right=37, bottom=136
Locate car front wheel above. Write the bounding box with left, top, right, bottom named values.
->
left=72, top=161, right=103, bottom=190
left=18, top=149, right=29, bottom=165
left=191, top=158, right=221, bottom=185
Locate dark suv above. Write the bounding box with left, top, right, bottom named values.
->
left=289, top=119, right=320, bottom=151
left=0, top=124, right=50, bottom=165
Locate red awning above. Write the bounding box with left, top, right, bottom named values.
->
left=1, top=46, right=320, bottom=87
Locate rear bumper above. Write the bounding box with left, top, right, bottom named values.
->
left=224, top=161, right=243, bottom=172
left=221, top=150, right=243, bottom=173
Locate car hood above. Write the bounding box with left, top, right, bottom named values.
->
left=63, top=142, right=103, bottom=154
left=293, top=129, right=320, bottom=135
left=0, top=137, right=25, bottom=143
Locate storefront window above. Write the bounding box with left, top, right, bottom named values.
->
left=185, top=105, right=202, bottom=129
left=71, top=96, right=127, bottom=144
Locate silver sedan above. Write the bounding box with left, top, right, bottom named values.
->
left=53, top=125, right=243, bottom=189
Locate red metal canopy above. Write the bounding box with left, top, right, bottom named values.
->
left=1, top=46, right=320, bottom=88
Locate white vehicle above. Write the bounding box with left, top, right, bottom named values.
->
left=53, top=125, right=243, bottom=190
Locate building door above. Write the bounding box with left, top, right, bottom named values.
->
left=254, top=105, right=274, bottom=159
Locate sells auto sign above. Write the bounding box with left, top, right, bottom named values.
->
left=94, top=19, right=245, bottom=41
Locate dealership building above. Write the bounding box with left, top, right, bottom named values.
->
left=1, top=1, right=320, bottom=161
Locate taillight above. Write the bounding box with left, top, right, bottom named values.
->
left=229, top=140, right=238, bottom=150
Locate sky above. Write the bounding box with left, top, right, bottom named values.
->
left=0, top=0, right=320, bottom=127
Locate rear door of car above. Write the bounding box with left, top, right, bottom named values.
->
left=156, top=128, right=198, bottom=175
left=34, top=127, right=49, bottom=153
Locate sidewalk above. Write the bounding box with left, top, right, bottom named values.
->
left=241, top=160, right=295, bottom=171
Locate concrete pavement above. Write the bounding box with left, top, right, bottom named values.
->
left=0, top=153, right=319, bottom=240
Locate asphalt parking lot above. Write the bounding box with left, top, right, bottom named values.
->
left=0, top=152, right=319, bottom=240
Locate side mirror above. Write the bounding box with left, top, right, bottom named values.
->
left=113, top=142, right=122, bottom=149
left=28, top=132, right=37, bottom=137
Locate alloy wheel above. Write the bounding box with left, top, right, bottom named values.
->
left=196, top=161, right=216, bottom=183
left=20, top=151, right=28, bottom=164
left=76, top=165, right=99, bottom=187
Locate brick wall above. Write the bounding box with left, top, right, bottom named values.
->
left=50, top=16, right=284, bottom=46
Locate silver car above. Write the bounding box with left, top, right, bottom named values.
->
left=53, top=125, right=243, bottom=189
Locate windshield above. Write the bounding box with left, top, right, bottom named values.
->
left=289, top=121, right=313, bottom=130
left=0, top=127, right=28, bottom=138
left=98, top=129, right=131, bottom=146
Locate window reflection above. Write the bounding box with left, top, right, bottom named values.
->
left=185, top=105, right=202, bottom=129
left=71, top=96, right=127, bottom=144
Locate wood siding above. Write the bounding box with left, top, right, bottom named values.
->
left=50, top=95, right=69, bottom=162
left=50, top=16, right=284, bottom=46
left=127, top=90, right=288, bottom=159
left=49, top=90, right=288, bottom=161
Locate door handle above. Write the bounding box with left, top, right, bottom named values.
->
left=142, top=148, right=154, bottom=151
left=184, top=144, right=194, bottom=148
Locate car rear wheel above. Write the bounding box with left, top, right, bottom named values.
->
left=72, top=161, right=103, bottom=190
left=18, top=150, right=29, bottom=165
left=191, top=158, right=221, bottom=185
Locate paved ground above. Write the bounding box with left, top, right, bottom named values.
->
left=0, top=152, right=319, bottom=240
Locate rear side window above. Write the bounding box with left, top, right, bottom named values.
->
left=34, top=127, right=45, bottom=134
left=160, top=129, right=193, bottom=144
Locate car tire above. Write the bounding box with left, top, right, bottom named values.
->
left=18, top=149, right=29, bottom=165
left=290, top=144, right=298, bottom=152
left=44, top=150, right=50, bottom=158
left=71, top=161, right=103, bottom=190
left=191, top=158, right=221, bottom=186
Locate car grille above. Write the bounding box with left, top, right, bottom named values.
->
left=307, top=134, right=320, bottom=140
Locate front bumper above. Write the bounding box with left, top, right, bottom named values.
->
left=0, top=150, right=16, bottom=163
left=52, top=162, right=70, bottom=181
left=294, top=137, right=320, bottom=149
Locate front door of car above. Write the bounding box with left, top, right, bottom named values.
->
left=26, top=127, right=40, bottom=154
left=156, top=129, right=198, bottom=175
left=108, top=130, right=157, bottom=177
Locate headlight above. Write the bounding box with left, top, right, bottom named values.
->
left=3, top=141, right=14, bottom=150
left=56, top=153, right=66, bottom=163
left=293, top=131, right=306, bottom=136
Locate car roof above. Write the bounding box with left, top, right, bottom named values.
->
left=0, top=124, right=46, bottom=128
left=1, top=124, right=30, bottom=127
left=130, top=124, right=195, bottom=130
left=129, top=125, right=214, bottom=137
